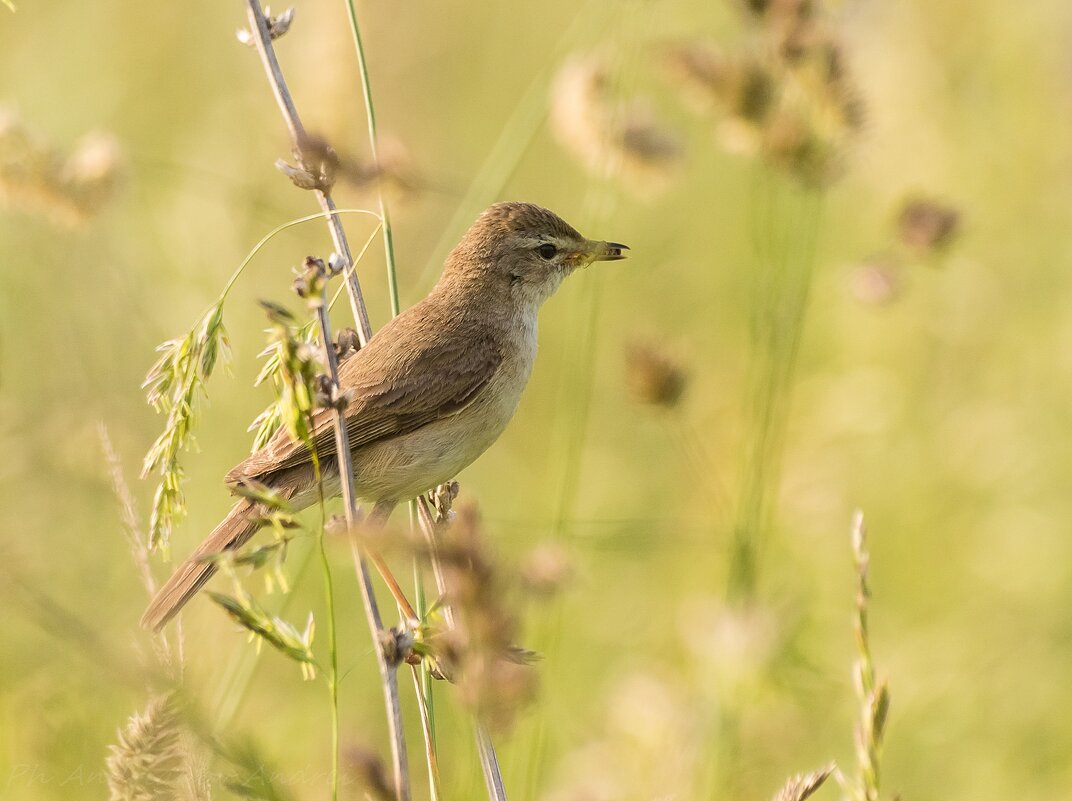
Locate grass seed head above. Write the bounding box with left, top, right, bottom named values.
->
left=625, top=342, right=688, bottom=408
left=106, top=697, right=184, bottom=801
left=897, top=197, right=961, bottom=254
left=772, top=764, right=835, bottom=801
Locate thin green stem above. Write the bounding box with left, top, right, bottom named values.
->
left=341, top=0, right=400, bottom=315
left=410, top=502, right=437, bottom=779
left=218, top=208, right=382, bottom=303
left=311, top=447, right=341, bottom=801
left=341, top=9, right=439, bottom=789
left=728, top=179, right=825, bottom=602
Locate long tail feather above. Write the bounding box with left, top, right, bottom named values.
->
left=140, top=499, right=261, bottom=632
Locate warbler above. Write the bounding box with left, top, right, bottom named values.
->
left=142, top=201, right=627, bottom=631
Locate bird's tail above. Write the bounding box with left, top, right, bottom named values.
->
left=140, top=499, right=261, bottom=632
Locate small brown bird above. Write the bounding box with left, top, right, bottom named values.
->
left=142, top=202, right=627, bottom=630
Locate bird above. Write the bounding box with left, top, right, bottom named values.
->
left=141, top=201, right=627, bottom=631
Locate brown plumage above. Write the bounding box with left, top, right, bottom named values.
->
left=141, top=202, right=627, bottom=631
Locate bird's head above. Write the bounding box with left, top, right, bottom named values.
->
left=445, top=201, right=628, bottom=307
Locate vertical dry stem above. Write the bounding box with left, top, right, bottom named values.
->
left=242, top=2, right=409, bottom=796
left=312, top=275, right=410, bottom=801
left=243, top=4, right=505, bottom=796
left=244, top=0, right=373, bottom=345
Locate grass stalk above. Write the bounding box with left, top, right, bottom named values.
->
left=311, top=269, right=411, bottom=801
left=415, top=497, right=508, bottom=801
left=728, top=176, right=825, bottom=602
left=850, top=510, right=890, bottom=801
left=311, top=450, right=341, bottom=801
left=338, top=11, right=447, bottom=793
left=410, top=664, right=443, bottom=801
left=341, top=0, right=400, bottom=315
left=411, top=504, right=439, bottom=801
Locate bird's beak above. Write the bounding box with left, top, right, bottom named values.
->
left=582, top=240, right=630, bottom=264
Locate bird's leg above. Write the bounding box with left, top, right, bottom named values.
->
left=363, top=500, right=421, bottom=625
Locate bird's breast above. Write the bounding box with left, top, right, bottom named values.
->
left=350, top=313, right=538, bottom=503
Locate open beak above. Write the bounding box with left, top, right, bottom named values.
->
left=584, top=240, right=630, bottom=263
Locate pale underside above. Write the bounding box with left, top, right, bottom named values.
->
left=226, top=298, right=539, bottom=506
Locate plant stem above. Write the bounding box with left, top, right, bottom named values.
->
left=339, top=9, right=450, bottom=792
left=410, top=664, right=443, bottom=801
left=341, top=0, right=400, bottom=316
left=851, top=510, right=889, bottom=801
left=728, top=178, right=824, bottom=602
left=244, top=0, right=373, bottom=344
left=220, top=208, right=382, bottom=304
left=313, top=280, right=411, bottom=801
left=312, top=452, right=341, bottom=801
left=416, top=498, right=509, bottom=801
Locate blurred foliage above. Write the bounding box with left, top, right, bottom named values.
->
left=3, top=1, right=1072, bottom=800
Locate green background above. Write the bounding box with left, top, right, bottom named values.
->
left=2, top=1, right=1071, bottom=799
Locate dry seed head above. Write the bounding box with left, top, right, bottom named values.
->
left=0, top=108, right=121, bottom=226
left=344, top=746, right=395, bottom=801
left=431, top=479, right=460, bottom=523
left=772, top=764, right=834, bottom=801
left=897, top=197, right=960, bottom=254
left=380, top=626, right=415, bottom=667
left=625, top=342, right=687, bottom=408
left=237, top=6, right=294, bottom=45
left=667, top=5, right=864, bottom=185
left=106, top=697, right=184, bottom=801
left=338, top=134, right=421, bottom=198
left=550, top=51, right=682, bottom=197
left=430, top=504, right=537, bottom=730
left=738, top=0, right=815, bottom=21
left=276, top=133, right=338, bottom=192
left=661, top=40, right=735, bottom=114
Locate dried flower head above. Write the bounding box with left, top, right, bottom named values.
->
left=551, top=52, right=683, bottom=197
left=431, top=479, right=460, bottom=523
left=625, top=342, right=687, bottom=408
left=0, top=108, right=121, bottom=226
left=661, top=41, right=737, bottom=114
left=237, top=5, right=294, bottom=45
left=426, top=505, right=536, bottom=730
left=897, top=197, right=960, bottom=254
left=106, top=697, right=184, bottom=801
left=276, top=133, right=339, bottom=193
left=663, top=10, right=864, bottom=187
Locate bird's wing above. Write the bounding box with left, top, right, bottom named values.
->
left=227, top=317, right=502, bottom=485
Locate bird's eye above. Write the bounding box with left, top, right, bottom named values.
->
left=536, top=243, right=557, bottom=260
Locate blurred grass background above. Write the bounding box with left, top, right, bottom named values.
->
left=3, top=0, right=1072, bottom=799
